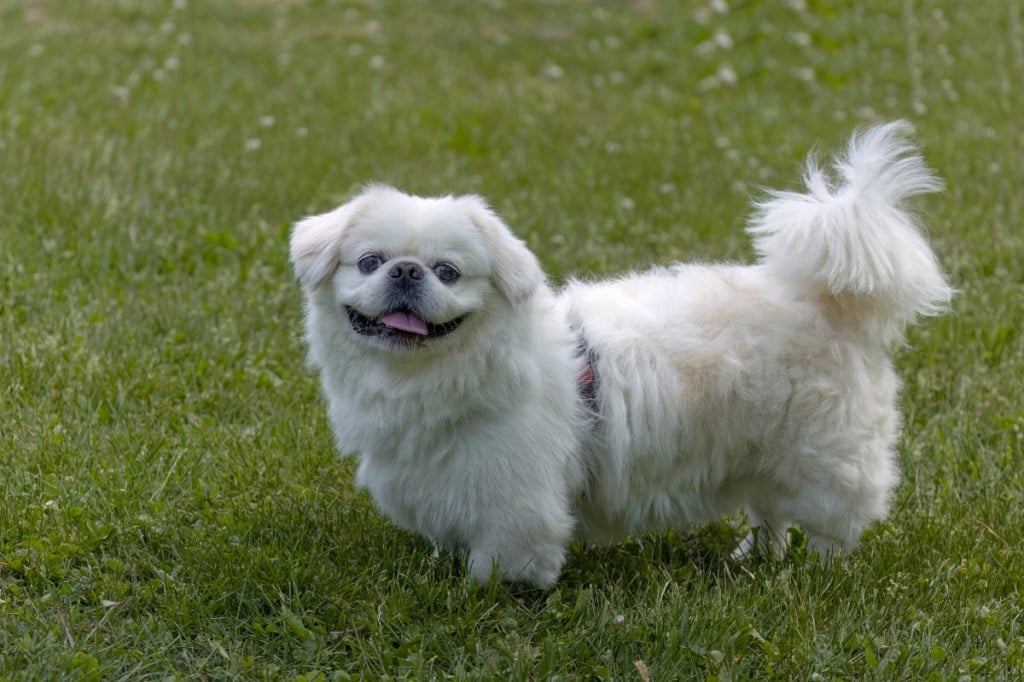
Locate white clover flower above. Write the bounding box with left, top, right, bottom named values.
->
left=794, top=66, right=815, bottom=82
left=694, top=41, right=717, bottom=58
left=698, top=75, right=720, bottom=91
left=543, top=63, right=564, bottom=79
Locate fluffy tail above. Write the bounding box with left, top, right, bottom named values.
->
left=747, top=120, right=953, bottom=344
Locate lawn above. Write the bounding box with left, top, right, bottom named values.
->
left=1, top=0, right=1022, bottom=678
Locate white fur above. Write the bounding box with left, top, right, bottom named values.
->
left=291, top=122, right=951, bottom=587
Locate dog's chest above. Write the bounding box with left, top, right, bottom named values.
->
left=354, top=446, right=474, bottom=546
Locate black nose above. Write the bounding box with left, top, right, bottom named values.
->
left=388, top=261, right=424, bottom=287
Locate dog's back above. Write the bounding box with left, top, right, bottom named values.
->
left=566, top=122, right=951, bottom=557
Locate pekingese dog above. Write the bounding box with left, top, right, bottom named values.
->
left=290, top=121, right=951, bottom=588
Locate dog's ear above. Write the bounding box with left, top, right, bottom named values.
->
left=460, top=197, right=543, bottom=303
left=290, top=193, right=370, bottom=290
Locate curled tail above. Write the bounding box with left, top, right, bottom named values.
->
left=747, top=120, right=953, bottom=344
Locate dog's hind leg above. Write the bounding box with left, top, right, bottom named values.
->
left=780, top=480, right=887, bottom=562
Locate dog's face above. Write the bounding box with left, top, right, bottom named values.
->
left=291, top=185, right=543, bottom=350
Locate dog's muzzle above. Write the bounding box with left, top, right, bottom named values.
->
left=346, top=306, right=466, bottom=346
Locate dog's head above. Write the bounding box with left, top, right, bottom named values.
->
left=290, top=185, right=543, bottom=350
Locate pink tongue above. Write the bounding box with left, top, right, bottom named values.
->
left=380, top=311, right=429, bottom=336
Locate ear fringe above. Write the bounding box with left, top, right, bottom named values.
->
left=290, top=193, right=375, bottom=289
left=460, top=197, right=544, bottom=304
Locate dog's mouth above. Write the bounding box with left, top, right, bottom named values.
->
left=346, top=307, right=467, bottom=345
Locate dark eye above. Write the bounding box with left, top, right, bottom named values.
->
left=358, top=254, right=383, bottom=274
left=433, top=262, right=461, bottom=283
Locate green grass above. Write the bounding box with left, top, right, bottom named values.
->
left=2, top=0, right=1023, bottom=678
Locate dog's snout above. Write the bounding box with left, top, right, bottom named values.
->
left=388, top=261, right=424, bottom=283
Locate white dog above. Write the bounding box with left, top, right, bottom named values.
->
left=290, top=121, right=952, bottom=588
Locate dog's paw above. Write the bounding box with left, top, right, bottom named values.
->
left=467, top=548, right=563, bottom=589
left=731, top=525, right=790, bottom=562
